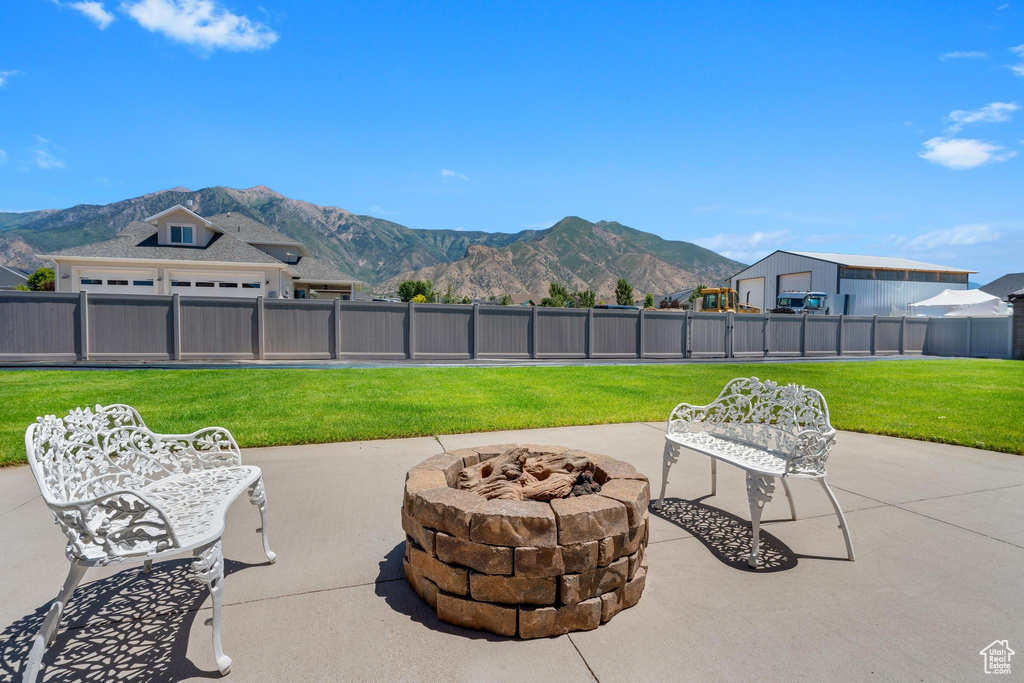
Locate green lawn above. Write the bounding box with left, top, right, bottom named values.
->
left=1, top=359, right=1021, bottom=466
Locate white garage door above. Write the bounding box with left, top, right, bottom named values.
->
left=779, top=271, right=812, bottom=293
left=78, top=269, right=157, bottom=295
left=737, top=277, right=765, bottom=310
left=168, top=271, right=264, bottom=298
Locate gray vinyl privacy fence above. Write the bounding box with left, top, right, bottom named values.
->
left=0, top=291, right=1014, bottom=362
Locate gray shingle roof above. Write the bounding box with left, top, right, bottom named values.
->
left=45, top=222, right=285, bottom=265
left=980, top=273, right=1024, bottom=302
left=207, top=212, right=304, bottom=247
left=292, top=255, right=361, bottom=283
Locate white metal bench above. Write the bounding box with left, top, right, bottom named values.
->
left=23, top=404, right=276, bottom=681
left=655, top=377, right=855, bottom=567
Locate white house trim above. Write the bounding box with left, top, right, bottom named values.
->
left=144, top=205, right=216, bottom=228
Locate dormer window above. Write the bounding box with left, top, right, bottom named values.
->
left=170, top=225, right=194, bottom=245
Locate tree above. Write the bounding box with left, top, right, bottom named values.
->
left=576, top=289, right=596, bottom=308
left=689, top=284, right=707, bottom=304
left=410, top=294, right=428, bottom=303
left=541, top=282, right=571, bottom=307
left=398, top=279, right=434, bottom=302
left=461, top=296, right=471, bottom=305
left=644, top=293, right=654, bottom=309
left=615, top=278, right=634, bottom=306
left=498, top=293, right=513, bottom=306
left=441, top=279, right=459, bottom=304
left=25, top=267, right=55, bottom=292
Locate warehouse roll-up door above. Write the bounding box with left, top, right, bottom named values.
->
left=779, top=271, right=811, bottom=293
left=737, top=277, right=765, bottom=310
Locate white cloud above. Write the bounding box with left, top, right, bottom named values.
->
left=441, top=169, right=468, bottom=180
left=946, top=101, right=1019, bottom=132
left=940, top=51, right=987, bottom=61
left=0, top=150, right=7, bottom=165
left=121, top=0, right=278, bottom=53
left=997, top=3, right=1009, bottom=10
left=1012, top=44, right=1024, bottom=76
left=918, top=137, right=1016, bottom=169
left=892, top=224, right=1001, bottom=250
left=694, top=229, right=793, bottom=262
left=0, top=70, right=17, bottom=87
left=32, top=136, right=66, bottom=170
left=68, top=2, right=115, bottom=28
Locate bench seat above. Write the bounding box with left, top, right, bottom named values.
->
left=666, top=432, right=822, bottom=477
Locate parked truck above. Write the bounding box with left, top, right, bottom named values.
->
left=771, top=291, right=829, bottom=314
left=698, top=287, right=761, bottom=314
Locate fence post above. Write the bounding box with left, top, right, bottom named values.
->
left=408, top=301, right=416, bottom=360
left=472, top=304, right=479, bottom=359
left=870, top=315, right=878, bottom=355
left=638, top=308, right=645, bottom=358
left=256, top=296, right=266, bottom=360
left=837, top=314, right=844, bottom=356
left=726, top=312, right=735, bottom=358
left=966, top=316, right=973, bottom=358
left=685, top=310, right=692, bottom=358
left=586, top=306, right=593, bottom=359
left=763, top=312, right=769, bottom=357
left=78, top=290, right=89, bottom=361
left=333, top=298, right=342, bottom=359
left=531, top=305, right=538, bottom=359
left=899, top=316, right=906, bottom=355
left=171, top=293, right=182, bottom=360
left=801, top=313, right=808, bottom=357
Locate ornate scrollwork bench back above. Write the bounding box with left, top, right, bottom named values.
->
left=22, top=404, right=272, bottom=681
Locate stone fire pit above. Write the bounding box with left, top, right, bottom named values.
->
left=402, top=444, right=649, bottom=638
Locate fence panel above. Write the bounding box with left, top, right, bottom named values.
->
left=0, top=292, right=80, bottom=360
left=339, top=302, right=408, bottom=358
left=537, top=308, right=587, bottom=358
left=842, top=317, right=873, bottom=354
left=89, top=294, right=173, bottom=359
left=970, top=317, right=1011, bottom=358
left=265, top=300, right=334, bottom=359
left=180, top=297, right=258, bottom=359
left=875, top=317, right=902, bottom=354
left=478, top=306, right=532, bottom=358
left=690, top=313, right=728, bottom=357
left=805, top=316, right=840, bottom=356
left=924, top=318, right=969, bottom=357
left=642, top=311, right=686, bottom=358
left=904, top=318, right=928, bottom=353
left=732, top=315, right=765, bottom=356
left=593, top=309, right=639, bottom=358
left=768, top=315, right=802, bottom=356
left=415, top=304, right=473, bottom=358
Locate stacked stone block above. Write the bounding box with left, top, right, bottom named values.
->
left=402, top=444, right=649, bottom=639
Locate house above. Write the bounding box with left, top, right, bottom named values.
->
left=728, top=250, right=974, bottom=316
left=0, top=265, right=30, bottom=290
left=1011, top=288, right=1024, bottom=361
left=40, top=205, right=363, bottom=299
left=980, top=272, right=1024, bottom=302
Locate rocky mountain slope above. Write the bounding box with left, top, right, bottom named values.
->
left=0, top=186, right=743, bottom=296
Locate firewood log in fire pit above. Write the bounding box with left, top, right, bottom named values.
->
left=457, top=448, right=595, bottom=501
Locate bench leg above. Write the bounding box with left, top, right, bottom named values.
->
left=655, top=441, right=681, bottom=510
left=23, top=561, right=87, bottom=682
left=781, top=478, right=797, bottom=520
left=249, top=477, right=277, bottom=564
left=710, top=458, right=717, bottom=496
left=746, top=473, right=775, bottom=568
left=819, top=478, right=855, bottom=561
left=193, top=540, right=232, bottom=676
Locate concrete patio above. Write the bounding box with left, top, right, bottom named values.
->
left=1, top=423, right=1022, bottom=682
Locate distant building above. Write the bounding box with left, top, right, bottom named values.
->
left=728, top=250, right=974, bottom=316
left=1011, top=288, right=1024, bottom=361
left=0, top=265, right=30, bottom=290
left=40, top=205, right=363, bottom=299
left=980, top=273, right=1024, bottom=302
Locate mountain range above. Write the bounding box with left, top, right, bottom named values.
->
left=0, top=186, right=744, bottom=297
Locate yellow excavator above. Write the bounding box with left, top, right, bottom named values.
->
left=698, top=287, right=761, bottom=314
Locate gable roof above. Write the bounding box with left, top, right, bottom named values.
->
left=144, top=204, right=215, bottom=228
left=0, top=264, right=30, bottom=288
left=292, top=255, right=362, bottom=284
left=207, top=212, right=305, bottom=249
left=784, top=250, right=972, bottom=273
left=41, top=222, right=286, bottom=266
left=980, top=273, right=1024, bottom=301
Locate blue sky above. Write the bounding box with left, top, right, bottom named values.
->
left=1, top=1, right=1022, bottom=282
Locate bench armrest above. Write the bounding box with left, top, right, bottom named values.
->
left=159, top=427, right=242, bottom=468
left=667, top=401, right=710, bottom=434
left=49, top=489, right=178, bottom=562
left=786, top=429, right=835, bottom=475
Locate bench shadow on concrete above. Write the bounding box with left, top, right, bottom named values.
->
left=374, top=542, right=514, bottom=642
left=0, top=559, right=260, bottom=682
left=650, top=496, right=804, bottom=572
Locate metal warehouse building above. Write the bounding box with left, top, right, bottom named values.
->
left=728, top=250, right=974, bottom=316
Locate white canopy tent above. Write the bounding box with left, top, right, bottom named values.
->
left=907, top=288, right=1009, bottom=317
